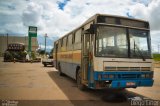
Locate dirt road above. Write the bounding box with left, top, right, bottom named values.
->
left=0, top=57, right=159, bottom=106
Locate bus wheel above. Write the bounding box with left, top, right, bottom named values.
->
left=58, top=63, right=63, bottom=76
left=76, top=70, right=86, bottom=90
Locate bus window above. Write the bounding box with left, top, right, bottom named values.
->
left=67, top=34, right=73, bottom=50
left=74, top=29, right=81, bottom=50
left=75, top=29, right=81, bottom=43
left=96, top=26, right=127, bottom=57
left=62, top=37, right=67, bottom=51
left=58, top=40, right=61, bottom=52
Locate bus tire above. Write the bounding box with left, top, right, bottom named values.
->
left=44, top=64, right=47, bottom=67
left=76, top=69, right=86, bottom=90
left=58, top=63, right=63, bottom=76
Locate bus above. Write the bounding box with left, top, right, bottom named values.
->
left=53, top=14, right=154, bottom=90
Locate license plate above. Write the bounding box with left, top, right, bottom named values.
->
left=126, top=82, right=135, bottom=86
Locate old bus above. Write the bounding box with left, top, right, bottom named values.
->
left=53, top=14, right=154, bottom=90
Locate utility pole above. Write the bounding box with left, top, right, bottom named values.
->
left=7, top=33, right=8, bottom=47
left=44, top=33, right=47, bottom=54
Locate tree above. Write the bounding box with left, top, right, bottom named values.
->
left=50, top=48, right=54, bottom=55
left=37, top=49, right=45, bottom=55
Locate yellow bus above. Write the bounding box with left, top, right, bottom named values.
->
left=53, top=14, right=154, bottom=90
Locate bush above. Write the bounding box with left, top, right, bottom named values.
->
left=31, top=51, right=36, bottom=60
left=4, top=51, right=13, bottom=61
left=19, top=51, right=27, bottom=60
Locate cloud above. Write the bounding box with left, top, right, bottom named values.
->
left=0, top=0, right=160, bottom=52
left=129, top=0, right=160, bottom=31
left=22, top=2, right=43, bottom=28
left=1, top=0, right=160, bottom=36
left=39, top=45, right=53, bottom=49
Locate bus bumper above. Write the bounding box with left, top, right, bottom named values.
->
left=110, top=79, right=154, bottom=88
left=93, top=71, right=154, bottom=89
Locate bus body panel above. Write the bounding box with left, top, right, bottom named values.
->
left=93, top=57, right=153, bottom=72
left=57, top=50, right=81, bottom=79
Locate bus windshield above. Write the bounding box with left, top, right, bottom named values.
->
left=96, top=26, right=151, bottom=58
left=129, top=29, right=151, bottom=58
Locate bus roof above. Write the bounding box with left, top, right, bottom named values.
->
left=55, top=14, right=149, bottom=42
left=84, top=13, right=148, bottom=24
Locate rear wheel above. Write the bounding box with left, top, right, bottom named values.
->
left=76, top=70, right=86, bottom=90
left=44, top=64, right=47, bottom=67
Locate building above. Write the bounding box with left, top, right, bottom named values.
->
left=0, top=35, right=38, bottom=56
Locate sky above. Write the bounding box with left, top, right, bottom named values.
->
left=0, top=0, right=160, bottom=52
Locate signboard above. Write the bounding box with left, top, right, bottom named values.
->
left=28, top=26, right=37, bottom=37
left=8, top=43, right=25, bottom=51
left=28, top=26, right=37, bottom=52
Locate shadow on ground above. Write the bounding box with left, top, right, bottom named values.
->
left=47, top=71, right=150, bottom=106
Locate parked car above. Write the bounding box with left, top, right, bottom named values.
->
left=42, top=55, right=54, bottom=67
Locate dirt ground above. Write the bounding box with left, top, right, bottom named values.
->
left=0, top=57, right=159, bottom=106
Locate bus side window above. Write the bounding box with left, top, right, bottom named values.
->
left=74, top=29, right=81, bottom=50
left=61, top=37, right=67, bottom=51
left=67, top=34, right=73, bottom=50
left=58, top=40, right=61, bottom=52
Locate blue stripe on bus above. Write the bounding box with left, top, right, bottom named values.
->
left=111, top=79, right=153, bottom=88
left=94, top=71, right=153, bottom=80
left=93, top=71, right=154, bottom=88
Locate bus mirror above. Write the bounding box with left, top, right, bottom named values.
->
left=89, top=24, right=96, bottom=34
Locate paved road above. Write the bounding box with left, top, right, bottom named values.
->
left=0, top=57, right=159, bottom=106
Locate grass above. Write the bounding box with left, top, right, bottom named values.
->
left=153, top=54, right=160, bottom=61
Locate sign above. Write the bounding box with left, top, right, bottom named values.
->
left=8, top=43, right=25, bottom=51
left=28, top=26, right=37, bottom=52
left=28, top=26, right=37, bottom=37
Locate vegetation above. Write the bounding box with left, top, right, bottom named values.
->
left=37, top=49, right=45, bottom=55
left=31, top=51, right=36, bottom=60
left=153, top=54, right=160, bottom=61
left=4, top=51, right=13, bottom=61
left=50, top=48, right=54, bottom=55
left=4, top=51, right=27, bottom=61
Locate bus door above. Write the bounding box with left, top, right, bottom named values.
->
left=82, top=33, right=91, bottom=83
